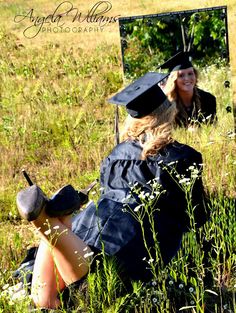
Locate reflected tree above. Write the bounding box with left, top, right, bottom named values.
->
left=119, top=7, right=229, bottom=78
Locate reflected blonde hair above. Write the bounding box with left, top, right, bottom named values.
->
left=121, top=100, right=177, bottom=159
left=164, top=68, right=201, bottom=126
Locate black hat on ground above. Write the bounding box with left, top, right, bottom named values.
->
left=160, top=51, right=193, bottom=72
left=108, top=72, right=169, bottom=118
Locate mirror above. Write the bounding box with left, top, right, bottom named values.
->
left=117, top=6, right=233, bottom=133
left=119, top=6, right=229, bottom=78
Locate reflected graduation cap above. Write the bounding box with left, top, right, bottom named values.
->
left=159, top=51, right=193, bottom=72
left=108, top=72, right=168, bottom=119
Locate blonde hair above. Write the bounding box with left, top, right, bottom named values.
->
left=164, top=68, right=201, bottom=126
left=121, top=100, right=177, bottom=159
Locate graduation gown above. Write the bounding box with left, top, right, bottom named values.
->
left=72, top=140, right=209, bottom=281
left=198, top=88, right=217, bottom=122
left=175, top=88, right=217, bottom=127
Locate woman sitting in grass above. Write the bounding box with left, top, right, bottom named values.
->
left=16, top=72, right=209, bottom=310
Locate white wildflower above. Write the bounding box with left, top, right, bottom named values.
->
left=12, top=288, right=27, bottom=301
left=9, top=283, right=23, bottom=293
left=44, top=229, right=51, bottom=236
left=2, top=284, right=10, bottom=290
left=139, top=191, right=146, bottom=200
left=53, top=225, right=60, bottom=230
left=130, top=182, right=139, bottom=190
left=192, top=169, right=199, bottom=175
left=152, top=182, right=158, bottom=188
left=179, top=178, right=190, bottom=184
left=189, top=287, right=194, bottom=293
left=84, top=251, right=94, bottom=259
left=134, top=205, right=143, bottom=212
left=168, top=161, right=176, bottom=166
left=121, top=194, right=132, bottom=203
left=179, top=284, right=184, bottom=289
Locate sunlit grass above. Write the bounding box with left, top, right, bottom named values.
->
left=0, top=0, right=236, bottom=311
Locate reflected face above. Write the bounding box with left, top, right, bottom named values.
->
left=176, top=68, right=196, bottom=93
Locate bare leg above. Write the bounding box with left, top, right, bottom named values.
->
left=31, top=239, right=65, bottom=308
left=31, top=212, right=92, bottom=309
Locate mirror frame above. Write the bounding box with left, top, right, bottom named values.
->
left=118, top=5, right=229, bottom=78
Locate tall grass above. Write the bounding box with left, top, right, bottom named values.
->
left=0, top=29, right=123, bottom=218
left=0, top=2, right=235, bottom=311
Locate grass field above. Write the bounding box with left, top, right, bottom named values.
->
left=0, top=0, right=235, bottom=312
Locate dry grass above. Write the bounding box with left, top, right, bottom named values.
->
left=1, top=0, right=235, bottom=103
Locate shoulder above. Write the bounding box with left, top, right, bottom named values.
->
left=197, top=88, right=216, bottom=102
left=161, top=141, right=203, bottom=164
left=108, top=140, right=142, bottom=160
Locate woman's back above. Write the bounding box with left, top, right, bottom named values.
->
left=73, top=140, right=209, bottom=280
left=100, top=140, right=203, bottom=202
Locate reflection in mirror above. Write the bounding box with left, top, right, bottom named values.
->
left=119, top=6, right=229, bottom=78
left=117, top=6, right=233, bottom=130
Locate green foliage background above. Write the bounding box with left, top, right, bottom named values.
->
left=120, top=8, right=228, bottom=78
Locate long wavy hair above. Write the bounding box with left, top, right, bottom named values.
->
left=164, top=68, right=201, bottom=126
left=121, top=99, right=177, bottom=159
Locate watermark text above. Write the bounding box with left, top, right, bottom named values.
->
left=14, top=1, right=120, bottom=38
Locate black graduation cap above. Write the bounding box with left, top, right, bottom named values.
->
left=108, top=72, right=168, bottom=118
left=160, top=51, right=193, bottom=72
